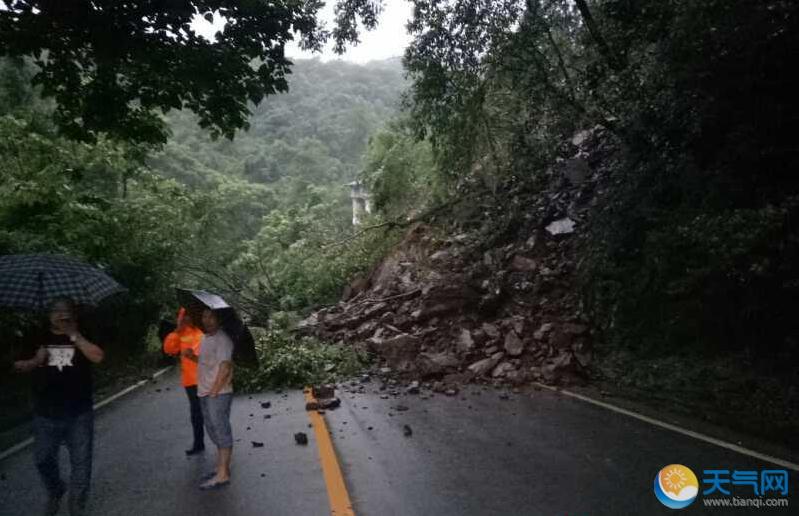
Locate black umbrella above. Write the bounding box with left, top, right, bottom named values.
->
left=0, top=254, right=125, bottom=311
left=175, top=288, right=259, bottom=368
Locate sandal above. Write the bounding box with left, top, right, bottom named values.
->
left=199, top=478, right=231, bottom=490
left=201, top=470, right=233, bottom=481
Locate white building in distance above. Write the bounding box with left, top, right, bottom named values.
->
left=347, top=180, right=372, bottom=225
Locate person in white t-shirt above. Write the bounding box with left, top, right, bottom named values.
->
left=197, top=308, right=234, bottom=490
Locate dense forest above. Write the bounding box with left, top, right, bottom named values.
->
left=148, top=57, right=409, bottom=312
left=0, top=55, right=407, bottom=328
left=0, top=56, right=410, bottom=427
left=1, top=1, right=798, bottom=442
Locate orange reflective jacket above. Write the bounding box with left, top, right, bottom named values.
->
left=163, top=314, right=204, bottom=387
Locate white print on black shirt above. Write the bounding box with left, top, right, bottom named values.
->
left=46, top=346, right=75, bottom=371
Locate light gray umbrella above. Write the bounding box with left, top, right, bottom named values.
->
left=175, top=287, right=258, bottom=367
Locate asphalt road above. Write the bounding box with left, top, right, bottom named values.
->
left=1, top=371, right=796, bottom=515
left=329, top=382, right=797, bottom=515
left=0, top=371, right=329, bottom=516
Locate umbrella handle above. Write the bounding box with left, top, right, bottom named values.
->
left=37, top=271, right=44, bottom=313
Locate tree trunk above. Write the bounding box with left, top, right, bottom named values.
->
left=573, top=0, right=624, bottom=72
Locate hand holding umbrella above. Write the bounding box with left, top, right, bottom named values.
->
left=181, top=347, right=199, bottom=363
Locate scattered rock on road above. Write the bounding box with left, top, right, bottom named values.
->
left=406, top=381, right=420, bottom=394
left=312, top=385, right=335, bottom=399
left=319, top=398, right=341, bottom=410
left=294, top=433, right=309, bottom=445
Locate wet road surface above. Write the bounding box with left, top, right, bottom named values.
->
left=327, top=382, right=796, bottom=516
left=1, top=371, right=796, bottom=515
left=0, top=371, right=328, bottom=516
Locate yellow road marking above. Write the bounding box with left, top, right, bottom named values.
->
left=305, top=388, right=355, bottom=516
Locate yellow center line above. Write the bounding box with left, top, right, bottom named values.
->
left=304, top=388, right=355, bottom=516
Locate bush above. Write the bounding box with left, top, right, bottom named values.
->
left=234, top=327, right=369, bottom=392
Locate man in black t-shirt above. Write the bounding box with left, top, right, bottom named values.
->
left=14, top=299, right=104, bottom=516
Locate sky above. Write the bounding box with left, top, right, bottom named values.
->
left=192, top=1, right=413, bottom=64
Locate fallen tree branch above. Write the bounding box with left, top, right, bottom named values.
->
left=321, top=219, right=399, bottom=249
left=181, top=266, right=274, bottom=319
left=344, top=288, right=422, bottom=309
left=320, top=198, right=463, bottom=250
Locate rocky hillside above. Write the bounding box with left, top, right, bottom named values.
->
left=298, top=125, right=619, bottom=392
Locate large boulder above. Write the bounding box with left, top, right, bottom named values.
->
left=416, top=352, right=460, bottom=376
left=413, top=277, right=480, bottom=320
left=370, top=334, right=421, bottom=372
left=468, top=356, right=501, bottom=376
left=533, top=323, right=553, bottom=340
left=535, top=352, right=586, bottom=385
left=482, top=322, right=500, bottom=340
left=504, top=330, right=524, bottom=356
left=510, top=255, right=538, bottom=272
left=457, top=329, right=475, bottom=352
left=492, top=361, right=516, bottom=378
left=545, top=217, right=576, bottom=235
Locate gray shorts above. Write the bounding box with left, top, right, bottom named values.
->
left=199, top=394, right=233, bottom=448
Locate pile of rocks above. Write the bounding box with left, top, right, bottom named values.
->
left=298, top=126, right=618, bottom=390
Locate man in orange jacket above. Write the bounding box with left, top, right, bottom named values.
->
left=163, top=308, right=206, bottom=455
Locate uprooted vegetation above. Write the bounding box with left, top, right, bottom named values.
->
left=234, top=325, right=369, bottom=393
